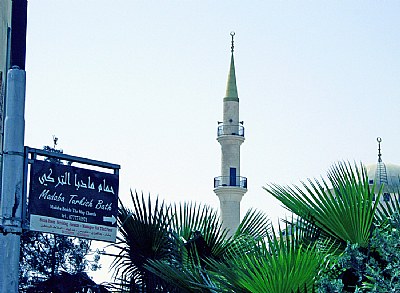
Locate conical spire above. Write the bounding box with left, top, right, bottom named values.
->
left=225, top=32, right=238, bottom=101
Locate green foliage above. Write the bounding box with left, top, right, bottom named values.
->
left=114, top=191, right=328, bottom=292
left=234, top=208, right=271, bottom=240
left=205, top=223, right=327, bottom=293
left=109, top=191, right=177, bottom=292
left=112, top=192, right=273, bottom=292
left=113, top=162, right=400, bottom=292
left=264, top=162, right=380, bottom=248
left=355, top=212, right=400, bottom=292
left=145, top=209, right=271, bottom=293
left=374, top=193, right=400, bottom=225
left=316, top=219, right=400, bottom=293
left=170, top=202, right=230, bottom=261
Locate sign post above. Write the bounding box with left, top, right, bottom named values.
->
left=0, top=65, right=26, bottom=293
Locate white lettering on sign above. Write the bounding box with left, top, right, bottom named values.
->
left=38, top=169, right=55, bottom=186
left=30, top=214, right=117, bottom=242
left=38, top=168, right=116, bottom=194
left=38, top=189, right=65, bottom=202
left=95, top=200, right=112, bottom=211
left=69, top=194, right=93, bottom=207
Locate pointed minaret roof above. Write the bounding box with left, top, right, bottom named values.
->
left=224, top=32, right=239, bottom=102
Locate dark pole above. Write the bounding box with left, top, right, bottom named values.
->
left=10, top=0, right=28, bottom=70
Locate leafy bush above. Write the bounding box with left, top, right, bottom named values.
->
left=317, top=213, right=400, bottom=292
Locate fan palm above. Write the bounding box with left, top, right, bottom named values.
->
left=109, top=191, right=177, bottom=292
left=202, top=220, right=329, bottom=293
left=170, top=202, right=230, bottom=262
left=146, top=208, right=271, bottom=292
left=264, top=162, right=381, bottom=248
left=111, top=191, right=271, bottom=292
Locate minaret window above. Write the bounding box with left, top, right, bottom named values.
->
left=230, top=168, right=237, bottom=186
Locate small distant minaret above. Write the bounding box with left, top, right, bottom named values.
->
left=375, top=137, right=388, bottom=189
left=214, top=32, right=247, bottom=234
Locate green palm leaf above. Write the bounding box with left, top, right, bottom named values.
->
left=264, top=162, right=380, bottom=248
left=374, top=191, right=400, bottom=225
left=226, top=209, right=271, bottom=259
left=146, top=202, right=231, bottom=292
left=146, top=207, right=272, bottom=292
left=234, top=208, right=271, bottom=239
left=109, top=191, right=177, bottom=291
left=206, top=221, right=326, bottom=293
left=146, top=255, right=221, bottom=293
left=171, top=202, right=230, bottom=260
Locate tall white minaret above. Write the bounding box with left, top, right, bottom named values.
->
left=214, top=32, right=247, bottom=234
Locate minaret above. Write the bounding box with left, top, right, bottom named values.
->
left=375, top=137, right=389, bottom=199
left=214, top=32, right=247, bottom=234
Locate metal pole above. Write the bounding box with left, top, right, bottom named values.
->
left=0, top=66, right=26, bottom=292
left=0, top=1, right=28, bottom=291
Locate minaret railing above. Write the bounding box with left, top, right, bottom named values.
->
left=217, top=124, right=244, bottom=137
left=214, top=176, right=247, bottom=189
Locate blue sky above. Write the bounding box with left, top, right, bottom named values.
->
left=24, top=0, right=400, bottom=277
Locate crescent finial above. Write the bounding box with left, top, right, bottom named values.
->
left=230, top=31, right=235, bottom=53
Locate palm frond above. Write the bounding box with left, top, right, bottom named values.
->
left=146, top=254, right=222, bottom=293
left=281, top=216, right=342, bottom=254
left=110, top=191, right=178, bottom=291
left=171, top=202, right=230, bottom=260
left=375, top=191, right=400, bottom=225
left=234, top=208, right=271, bottom=239
left=224, top=209, right=271, bottom=258
left=264, top=162, right=379, bottom=248
left=206, top=221, right=326, bottom=293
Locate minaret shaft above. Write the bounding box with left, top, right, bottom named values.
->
left=220, top=142, right=241, bottom=177
left=223, top=101, right=239, bottom=125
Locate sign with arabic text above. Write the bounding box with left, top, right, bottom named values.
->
left=28, top=160, right=119, bottom=242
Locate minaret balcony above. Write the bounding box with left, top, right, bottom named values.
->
left=214, top=176, right=247, bottom=189
left=217, top=124, right=244, bottom=137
